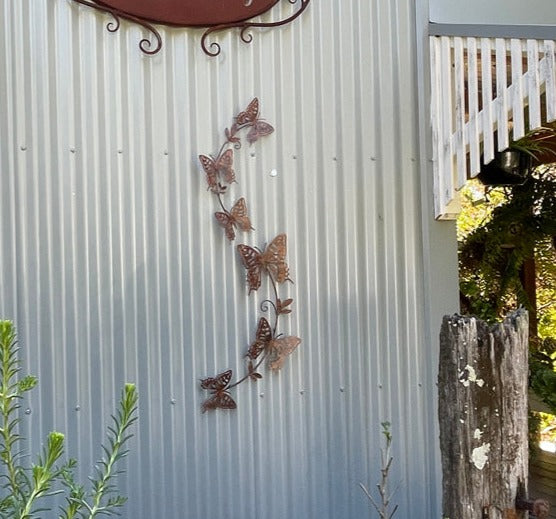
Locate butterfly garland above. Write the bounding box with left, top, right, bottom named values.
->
left=198, top=98, right=301, bottom=412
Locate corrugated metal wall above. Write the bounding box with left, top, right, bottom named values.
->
left=0, top=0, right=457, bottom=517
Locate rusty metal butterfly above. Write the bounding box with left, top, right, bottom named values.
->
left=199, top=149, right=235, bottom=193
left=235, top=98, right=275, bottom=144
left=237, top=233, right=291, bottom=293
left=214, top=197, right=253, bottom=241
left=200, top=369, right=237, bottom=412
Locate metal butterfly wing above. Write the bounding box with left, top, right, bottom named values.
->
left=236, top=98, right=259, bottom=126
left=268, top=336, right=301, bottom=370
left=246, top=317, right=273, bottom=360
left=259, top=233, right=290, bottom=284
left=247, top=120, right=274, bottom=144
left=237, top=244, right=263, bottom=293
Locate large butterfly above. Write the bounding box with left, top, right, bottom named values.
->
left=237, top=234, right=290, bottom=293
left=268, top=336, right=301, bottom=370
left=199, top=149, right=235, bottom=192
left=214, top=197, right=253, bottom=241
left=246, top=317, right=273, bottom=360
left=200, top=369, right=236, bottom=412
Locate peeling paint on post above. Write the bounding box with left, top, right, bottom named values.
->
left=438, top=310, right=529, bottom=519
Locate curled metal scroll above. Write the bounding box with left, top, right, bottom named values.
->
left=200, top=0, right=311, bottom=57
left=72, top=0, right=163, bottom=54
left=70, top=0, right=310, bottom=56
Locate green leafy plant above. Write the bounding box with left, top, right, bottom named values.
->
left=530, top=337, right=556, bottom=415
left=359, top=422, right=399, bottom=519
left=510, top=126, right=556, bottom=162
left=0, top=320, right=138, bottom=519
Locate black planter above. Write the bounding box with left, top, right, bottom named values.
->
left=478, top=149, right=532, bottom=186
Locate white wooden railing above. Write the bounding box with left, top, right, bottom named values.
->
left=430, top=35, right=556, bottom=219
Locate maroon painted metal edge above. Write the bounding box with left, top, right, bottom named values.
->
left=96, top=0, right=281, bottom=26
left=71, top=0, right=311, bottom=56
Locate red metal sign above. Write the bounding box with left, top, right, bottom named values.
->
left=97, top=0, right=280, bottom=26
left=72, top=0, right=310, bottom=55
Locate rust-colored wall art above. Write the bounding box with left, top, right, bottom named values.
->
left=198, top=98, right=301, bottom=412
left=70, top=0, right=311, bottom=55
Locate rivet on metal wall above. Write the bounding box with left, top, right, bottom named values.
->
left=20, top=146, right=27, bottom=151
left=75, top=405, right=80, bottom=411
left=170, top=398, right=176, bottom=405
left=269, top=169, right=278, bottom=177
left=70, top=148, right=76, bottom=153
left=25, top=408, right=31, bottom=415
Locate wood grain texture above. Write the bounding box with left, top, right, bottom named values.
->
left=439, top=309, right=529, bottom=519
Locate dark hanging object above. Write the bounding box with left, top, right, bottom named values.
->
left=478, top=150, right=532, bottom=186
left=70, top=0, right=311, bottom=56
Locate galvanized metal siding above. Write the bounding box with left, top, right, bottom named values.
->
left=0, top=0, right=453, bottom=517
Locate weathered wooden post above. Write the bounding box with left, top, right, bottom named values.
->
left=438, top=309, right=529, bottom=519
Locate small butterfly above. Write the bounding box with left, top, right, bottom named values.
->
left=199, top=149, right=235, bottom=191
left=247, top=120, right=274, bottom=144
left=200, top=369, right=232, bottom=391
left=201, top=391, right=237, bottom=412
left=237, top=234, right=291, bottom=293
left=268, top=336, right=301, bottom=370
left=214, top=197, right=253, bottom=241
left=200, top=369, right=236, bottom=412
left=246, top=317, right=273, bottom=360
left=236, top=98, right=260, bottom=126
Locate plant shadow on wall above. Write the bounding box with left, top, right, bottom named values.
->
left=197, top=98, right=301, bottom=412
left=0, top=320, right=138, bottom=519
left=458, top=127, right=556, bottom=433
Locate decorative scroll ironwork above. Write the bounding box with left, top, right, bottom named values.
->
left=200, top=0, right=311, bottom=57
left=70, top=0, right=310, bottom=56
left=71, top=0, right=163, bottom=54
left=198, top=98, right=301, bottom=412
